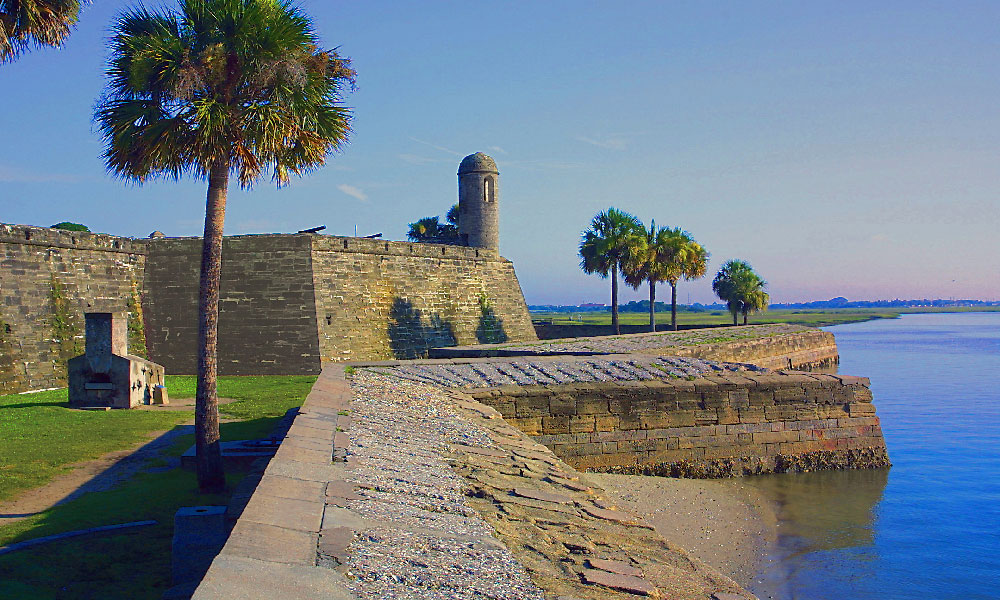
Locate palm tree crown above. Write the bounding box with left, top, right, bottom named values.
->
left=579, top=208, right=643, bottom=334
left=712, top=259, right=769, bottom=325
left=623, top=224, right=708, bottom=331
left=95, top=0, right=355, bottom=187
left=1, top=0, right=85, bottom=63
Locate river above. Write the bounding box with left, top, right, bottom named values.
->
left=736, top=312, right=1000, bottom=600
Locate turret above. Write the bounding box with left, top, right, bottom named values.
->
left=457, top=152, right=499, bottom=252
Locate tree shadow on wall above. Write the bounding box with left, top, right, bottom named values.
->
left=388, top=298, right=456, bottom=359
left=476, top=296, right=508, bottom=344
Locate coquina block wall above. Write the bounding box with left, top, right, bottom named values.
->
left=144, top=234, right=536, bottom=374
left=666, top=329, right=839, bottom=370
left=0, top=224, right=147, bottom=393
left=0, top=223, right=537, bottom=391
left=464, top=372, right=889, bottom=477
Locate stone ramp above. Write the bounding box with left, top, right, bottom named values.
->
left=357, top=354, right=765, bottom=389
left=429, top=324, right=809, bottom=358
left=194, top=366, right=756, bottom=599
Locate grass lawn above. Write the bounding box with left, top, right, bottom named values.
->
left=531, top=306, right=1000, bottom=329
left=0, top=374, right=315, bottom=599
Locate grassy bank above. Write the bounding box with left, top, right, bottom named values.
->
left=531, top=306, right=1000, bottom=329
left=0, top=375, right=315, bottom=599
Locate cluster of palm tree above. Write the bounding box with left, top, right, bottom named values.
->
left=407, top=204, right=461, bottom=244
left=712, top=259, right=770, bottom=325
left=8, top=0, right=356, bottom=493
left=579, top=208, right=709, bottom=334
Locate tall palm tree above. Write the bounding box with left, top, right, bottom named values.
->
left=580, top=208, right=643, bottom=335
left=660, top=228, right=708, bottom=331
left=95, top=0, right=355, bottom=492
left=712, top=260, right=769, bottom=326
left=1, top=0, right=85, bottom=63
left=623, top=222, right=671, bottom=332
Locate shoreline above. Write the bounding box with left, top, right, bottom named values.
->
left=590, top=473, right=778, bottom=591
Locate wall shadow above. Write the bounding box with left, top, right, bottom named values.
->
left=387, top=298, right=456, bottom=359
left=476, top=303, right=508, bottom=344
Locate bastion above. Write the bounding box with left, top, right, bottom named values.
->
left=0, top=153, right=539, bottom=393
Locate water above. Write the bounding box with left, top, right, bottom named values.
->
left=741, top=312, right=1000, bottom=600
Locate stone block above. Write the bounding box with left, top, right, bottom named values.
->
left=172, top=506, right=228, bottom=585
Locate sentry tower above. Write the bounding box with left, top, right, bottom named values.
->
left=457, top=152, right=499, bottom=252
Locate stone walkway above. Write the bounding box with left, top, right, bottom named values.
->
left=430, top=324, right=808, bottom=357
left=362, top=355, right=765, bottom=389
left=194, top=366, right=757, bottom=599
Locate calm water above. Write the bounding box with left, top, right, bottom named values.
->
left=741, top=312, right=1000, bottom=600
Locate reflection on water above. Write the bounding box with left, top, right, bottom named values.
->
left=735, top=313, right=1000, bottom=600
left=749, top=469, right=888, bottom=552
left=736, top=469, right=888, bottom=600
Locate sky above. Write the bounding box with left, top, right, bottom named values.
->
left=2, top=1, right=999, bottom=305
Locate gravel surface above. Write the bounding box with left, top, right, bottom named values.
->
left=343, top=372, right=545, bottom=600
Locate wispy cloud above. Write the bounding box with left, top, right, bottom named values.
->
left=398, top=153, right=446, bottom=165
left=487, top=145, right=507, bottom=155
left=409, top=137, right=462, bottom=156
left=575, top=135, right=630, bottom=151
left=337, top=184, right=368, bottom=202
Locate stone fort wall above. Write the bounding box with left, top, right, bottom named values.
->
left=0, top=223, right=537, bottom=391
left=0, top=224, right=146, bottom=393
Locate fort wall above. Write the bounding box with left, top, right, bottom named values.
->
left=464, top=372, right=889, bottom=477
left=0, top=223, right=538, bottom=390
left=0, top=224, right=146, bottom=393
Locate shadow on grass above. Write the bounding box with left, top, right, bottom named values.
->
left=0, top=415, right=286, bottom=599
left=0, top=401, right=69, bottom=409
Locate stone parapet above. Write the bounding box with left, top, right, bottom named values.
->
left=464, top=372, right=889, bottom=478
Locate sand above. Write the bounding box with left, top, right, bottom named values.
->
left=588, top=473, right=777, bottom=588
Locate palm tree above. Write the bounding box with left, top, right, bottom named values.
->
left=95, top=0, right=355, bottom=492
left=623, top=222, right=669, bottom=332
left=1, top=0, right=86, bottom=63
left=712, top=260, right=769, bottom=325
left=579, top=208, right=643, bottom=335
left=660, top=228, right=708, bottom=331
left=407, top=204, right=460, bottom=244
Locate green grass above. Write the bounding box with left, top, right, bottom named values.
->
left=0, top=375, right=315, bottom=503
left=0, top=374, right=315, bottom=599
left=531, top=306, right=1000, bottom=329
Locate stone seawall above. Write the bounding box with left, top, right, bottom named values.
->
left=0, top=224, right=146, bottom=393
left=463, top=373, right=888, bottom=478
left=667, top=329, right=839, bottom=371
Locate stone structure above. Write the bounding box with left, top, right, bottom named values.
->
left=0, top=223, right=146, bottom=394
left=67, top=312, right=165, bottom=408
left=434, top=324, right=840, bottom=371
left=463, top=372, right=889, bottom=477
left=457, top=152, right=500, bottom=252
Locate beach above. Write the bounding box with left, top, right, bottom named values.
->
left=590, top=473, right=775, bottom=589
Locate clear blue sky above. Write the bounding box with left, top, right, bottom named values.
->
left=2, top=1, right=998, bottom=305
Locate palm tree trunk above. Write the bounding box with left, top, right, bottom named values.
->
left=648, top=280, right=656, bottom=333
left=731, top=304, right=738, bottom=326
left=743, top=310, right=749, bottom=326
left=611, top=268, right=619, bottom=335
left=671, top=282, right=678, bottom=331
left=195, top=159, right=229, bottom=494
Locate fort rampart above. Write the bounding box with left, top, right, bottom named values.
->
left=464, top=372, right=889, bottom=477
left=0, top=223, right=537, bottom=392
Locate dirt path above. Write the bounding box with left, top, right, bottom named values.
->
left=0, top=426, right=193, bottom=528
